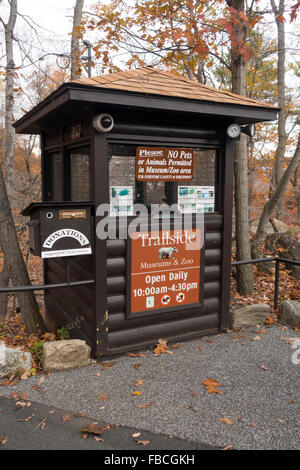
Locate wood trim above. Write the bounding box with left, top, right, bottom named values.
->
left=93, top=131, right=109, bottom=356
left=69, top=88, right=278, bottom=123
left=220, top=139, right=234, bottom=330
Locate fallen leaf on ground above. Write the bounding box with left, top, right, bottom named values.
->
left=136, top=440, right=150, bottom=446
left=94, top=436, right=104, bottom=442
left=202, top=378, right=223, bottom=394
left=219, top=417, right=234, bottom=425
left=61, top=415, right=72, bottom=422
left=128, top=353, right=138, bottom=357
left=49, top=409, right=56, bottom=414
left=0, top=379, right=11, bottom=386
left=135, top=379, right=144, bottom=387
left=252, top=335, right=261, bottom=341
left=188, top=403, right=195, bottom=412
left=133, top=363, right=142, bottom=369
left=80, top=423, right=109, bottom=436
left=97, top=393, right=108, bottom=401
left=137, top=401, right=152, bottom=409
left=191, top=392, right=198, bottom=398
left=14, top=401, right=27, bottom=410
left=222, top=443, right=233, bottom=450
left=21, top=371, right=30, bottom=380
left=132, top=432, right=141, bottom=438
left=264, top=316, right=274, bottom=325
left=96, top=372, right=101, bottom=377
left=0, top=435, right=8, bottom=445
left=37, top=418, right=46, bottom=430
left=101, top=361, right=116, bottom=370
left=132, top=391, right=141, bottom=396
left=169, top=344, right=182, bottom=350
left=38, top=376, right=45, bottom=384
left=81, top=434, right=88, bottom=439
left=74, top=412, right=85, bottom=418
left=260, top=364, right=269, bottom=371
left=198, top=346, right=204, bottom=351
left=281, top=336, right=300, bottom=345
left=154, top=338, right=169, bottom=355
left=19, top=392, right=28, bottom=400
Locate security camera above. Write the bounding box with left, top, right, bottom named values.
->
left=93, top=113, right=114, bottom=133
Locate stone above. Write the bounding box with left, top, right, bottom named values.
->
left=230, top=304, right=271, bottom=330
left=270, top=218, right=289, bottom=233
left=0, top=341, right=33, bottom=378
left=42, top=339, right=91, bottom=372
left=279, top=301, right=300, bottom=329
left=249, top=219, right=274, bottom=236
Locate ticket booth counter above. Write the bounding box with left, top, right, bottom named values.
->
left=15, top=68, right=278, bottom=357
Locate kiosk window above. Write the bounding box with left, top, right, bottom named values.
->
left=109, top=147, right=217, bottom=213
left=50, top=152, right=63, bottom=201
left=70, top=150, right=90, bottom=201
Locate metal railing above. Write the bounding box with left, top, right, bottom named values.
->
left=231, top=256, right=300, bottom=309
left=0, top=257, right=298, bottom=311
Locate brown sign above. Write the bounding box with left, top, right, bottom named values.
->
left=136, top=147, right=194, bottom=181
left=130, top=229, right=201, bottom=314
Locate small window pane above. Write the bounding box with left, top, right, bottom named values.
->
left=70, top=151, right=90, bottom=201
left=51, top=152, right=63, bottom=201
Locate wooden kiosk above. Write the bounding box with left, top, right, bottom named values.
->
left=16, top=68, right=278, bottom=357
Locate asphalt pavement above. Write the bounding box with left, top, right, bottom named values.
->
left=0, top=324, right=299, bottom=451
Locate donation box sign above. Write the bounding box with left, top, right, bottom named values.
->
left=129, top=229, right=201, bottom=315
left=136, top=147, right=194, bottom=181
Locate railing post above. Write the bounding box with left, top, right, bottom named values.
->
left=274, top=258, right=280, bottom=310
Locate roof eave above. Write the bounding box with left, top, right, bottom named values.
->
left=14, top=82, right=279, bottom=135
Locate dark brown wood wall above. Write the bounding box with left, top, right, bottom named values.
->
left=105, top=214, right=222, bottom=355
left=45, top=255, right=96, bottom=351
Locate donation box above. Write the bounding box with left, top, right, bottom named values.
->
left=22, top=202, right=93, bottom=259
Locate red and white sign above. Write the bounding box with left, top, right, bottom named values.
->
left=136, top=147, right=194, bottom=182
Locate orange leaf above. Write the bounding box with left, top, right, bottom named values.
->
left=136, top=439, right=150, bottom=446
left=220, top=417, right=234, bottom=425
left=97, top=393, right=108, bottom=401
left=137, top=401, right=152, bottom=409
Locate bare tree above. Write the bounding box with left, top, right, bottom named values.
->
left=270, top=0, right=286, bottom=220
left=71, top=0, right=84, bottom=80
left=0, top=161, right=45, bottom=333
left=1, top=0, right=17, bottom=204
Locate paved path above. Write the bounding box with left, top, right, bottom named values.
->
left=0, top=324, right=299, bottom=450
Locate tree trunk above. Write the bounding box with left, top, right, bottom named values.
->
left=271, top=0, right=286, bottom=220
left=70, top=0, right=84, bottom=80
left=0, top=160, right=46, bottom=334
left=4, top=0, right=17, bottom=205
left=0, top=260, right=9, bottom=318
left=251, top=132, right=300, bottom=256
left=229, top=0, right=253, bottom=294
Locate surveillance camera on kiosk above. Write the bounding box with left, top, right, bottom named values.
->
left=93, top=113, right=114, bottom=133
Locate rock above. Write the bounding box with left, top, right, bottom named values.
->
left=42, top=339, right=91, bottom=372
left=0, top=341, right=33, bottom=378
left=249, top=219, right=274, bottom=236
left=265, top=233, right=300, bottom=280
left=230, top=304, right=271, bottom=330
left=279, top=301, right=300, bottom=329
left=270, top=218, right=289, bottom=233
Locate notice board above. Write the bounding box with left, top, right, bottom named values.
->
left=136, top=147, right=194, bottom=181
left=128, top=229, right=202, bottom=316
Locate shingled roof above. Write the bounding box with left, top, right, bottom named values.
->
left=71, top=66, right=276, bottom=110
